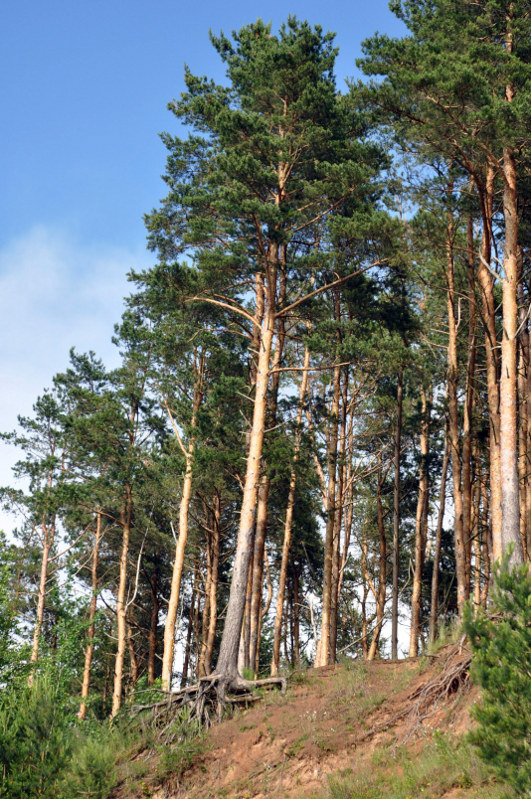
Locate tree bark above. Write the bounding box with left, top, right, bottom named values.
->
left=29, top=525, right=52, bottom=671
left=368, top=454, right=388, bottom=661
left=147, top=569, right=159, bottom=686
left=203, top=493, right=221, bottom=675
left=391, top=370, right=403, bottom=660
left=111, top=485, right=132, bottom=718
left=517, top=269, right=528, bottom=560
left=409, top=385, right=430, bottom=657
left=79, top=511, right=103, bottom=719
left=215, top=266, right=276, bottom=683
left=317, top=356, right=341, bottom=666
left=248, top=266, right=286, bottom=674
left=429, top=433, right=449, bottom=644
left=161, top=357, right=204, bottom=691
left=446, top=199, right=467, bottom=614
left=271, top=342, right=310, bottom=675
left=330, top=366, right=348, bottom=663
left=462, top=212, right=477, bottom=595
left=180, top=570, right=197, bottom=688
left=500, top=145, right=524, bottom=565
left=477, top=167, right=502, bottom=561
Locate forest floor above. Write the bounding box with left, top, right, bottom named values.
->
left=113, top=642, right=508, bottom=799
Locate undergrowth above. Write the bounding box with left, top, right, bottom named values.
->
left=0, top=670, right=206, bottom=799
left=321, top=733, right=511, bottom=799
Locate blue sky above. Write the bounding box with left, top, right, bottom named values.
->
left=0, top=0, right=406, bottom=510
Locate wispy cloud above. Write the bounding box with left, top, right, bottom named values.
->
left=0, top=226, right=151, bottom=531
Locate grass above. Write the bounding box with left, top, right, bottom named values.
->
left=319, top=733, right=511, bottom=799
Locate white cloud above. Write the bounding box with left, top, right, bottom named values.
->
left=0, top=226, right=151, bottom=533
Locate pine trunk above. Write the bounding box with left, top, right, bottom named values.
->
left=215, top=270, right=276, bottom=682
left=147, top=571, right=159, bottom=686
left=368, top=454, right=388, bottom=660
left=79, top=511, right=103, bottom=718
left=318, top=357, right=341, bottom=666
left=111, top=486, right=132, bottom=718
left=161, top=360, right=204, bottom=691
left=409, top=385, right=430, bottom=656
left=271, top=343, right=310, bottom=675
left=446, top=203, right=467, bottom=614
left=477, top=168, right=502, bottom=561
left=500, top=146, right=524, bottom=565
left=429, top=434, right=449, bottom=644
left=391, top=370, right=403, bottom=660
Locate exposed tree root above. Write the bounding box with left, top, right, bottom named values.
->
left=357, top=642, right=472, bottom=747
left=129, top=673, right=286, bottom=741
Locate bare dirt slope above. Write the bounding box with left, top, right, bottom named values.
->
left=121, top=643, right=487, bottom=799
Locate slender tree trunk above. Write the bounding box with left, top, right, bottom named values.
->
left=360, top=534, right=370, bottom=660
left=242, top=557, right=253, bottom=672
left=249, top=268, right=286, bottom=673
left=147, top=571, right=159, bottom=686
left=111, top=485, right=132, bottom=718
left=162, top=453, right=193, bottom=691
left=477, top=167, right=502, bottom=560
left=29, top=526, right=52, bottom=671
left=204, top=494, right=221, bottom=675
left=293, top=568, right=301, bottom=668
left=463, top=212, right=477, bottom=595
left=526, top=317, right=531, bottom=560
left=481, top=477, right=491, bottom=608
left=127, top=621, right=138, bottom=687
left=473, top=475, right=482, bottom=608
left=79, top=511, right=103, bottom=719
left=181, top=572, right=197, bottom=688
left=318, top=357, right=341, bottom=666
left=161, top=359, right=204, bottom=691
left=330, top=366, right=348, bottom=663
left=248, top=477, right=266, bottom=671
left=446, top=200, right=467, bottom=614
left=429, top=434, right=449, bottom=645
left=517, top=270, right=528, bottom=559
left=199, top=543, right=212, bottom=678
left=368, top=454, right=388, bottom=661
left=29, top=463, right=56, bottom=680
left=392, top=370, right=403, bottom=660
left=192, top=563, right=202, bottom=677
left=215, top=267, right=276, bottom=683
left=500, top=145, right=524, bottom=565
left=409, top=385, right=430, bottom=657
left=257, top=546, right=273, bottom=670
left=271, top=343, right=310, bottom=675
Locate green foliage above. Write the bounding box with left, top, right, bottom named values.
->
left=59, top=727, right=119, bottom=799
left=0, top=672, right=73, bottom=799
left=463, top=554, right=531, bottom=796
left=324, top=733, right=504, bottom=799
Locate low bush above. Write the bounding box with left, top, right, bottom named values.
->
left=463, top=552, right=531, bottom=797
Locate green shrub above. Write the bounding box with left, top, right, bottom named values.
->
left=59, top=727, right=119, bottom=799
left=463, top=553, right=531, bottom=797
left=0, top=672, right=73, bottom=799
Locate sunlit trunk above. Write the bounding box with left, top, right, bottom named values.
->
left=271, top=343, right=310, bottom=675
left=79, top=511, right=103, bottom=718
left=111, top=486, right=132, bottom=718
left=391, top=370, right=403, bottom=659
left=500, top=144, right=524, bottom=565
left=446, top=200, right=467, bottom=614
left=215, top=261, right=277, bottom=681
left=409, top=385, right=430, bottom=656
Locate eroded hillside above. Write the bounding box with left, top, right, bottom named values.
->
left=111, top=643, right=507, bottom=799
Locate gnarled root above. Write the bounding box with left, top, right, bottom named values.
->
left=129, top=673, right=286, bottom=741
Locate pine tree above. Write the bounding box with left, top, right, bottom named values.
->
left=463, top=554, right=531, bottom=795
left=145, top=17, right=387, bottom=688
